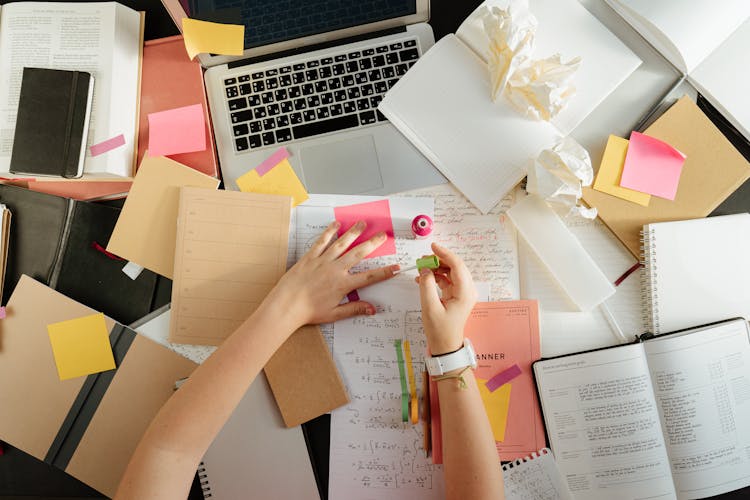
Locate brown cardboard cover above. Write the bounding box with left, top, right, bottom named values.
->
left=264, top=325, right=349, bottom=427
left=65, top=334, right=196, bottom=497
left=582, top=96, right=750, bottom=257
left=169, top=188, right=291, bottom=346
left=0, top=275, right=113, bottom=459
left=106, top=156, right=219, bottom=278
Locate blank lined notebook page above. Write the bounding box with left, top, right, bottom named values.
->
left=643, top=213, right=750, bottom=334
left=169, top=188, right=291, bottom=345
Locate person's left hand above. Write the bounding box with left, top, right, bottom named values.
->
left=266, top=220, right=398, bottom=330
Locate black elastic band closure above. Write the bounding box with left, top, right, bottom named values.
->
left=44, top=324, right=137, bottom=468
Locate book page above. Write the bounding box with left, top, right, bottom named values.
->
left=534, top=345, right=677, bottom=500
left=644, top=320, right=750, bottom=499
left=519, top=209, right=644, bottom=357
left=0, top=2, right=140, bottom=176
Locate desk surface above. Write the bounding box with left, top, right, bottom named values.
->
left=0, top=0, right=747, bottom=499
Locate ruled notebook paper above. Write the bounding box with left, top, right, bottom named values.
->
left=169, top=188, right=291, bottom=345
left=503, top=448, right=572, bottom=500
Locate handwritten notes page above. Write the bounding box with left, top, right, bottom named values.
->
left=518, top=208, right=644, bottom=357
left=502, top=448, right=573, bottom=500
left=169, top=188, right=291, bottom=346
left=330, top=312, right=444, bottom=500
left=400, top=183, right=520, bottom=301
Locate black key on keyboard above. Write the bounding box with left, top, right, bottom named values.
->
left=294, top=98, right=307, bottom=110
left=315, top=81, right=328, bottom=93
left=233, top=123, right=249, bottom=136
left=333, top=63, right=345, bottom=75
left=327, top=78, right=341, bottom=90
left=239, top=83, right=252, bottom=95
left=248, top=134, right=262, bottom=148
left=367, top=69, right=382, bottom=81
left=303, top=110, right=316, bottom=122
left=377, top=110, right=388, bottom=122
left=306, top=95, right=321, bottom=108
left=376, top=45, right=389, bottom=53
left=321, top=92, right=333, bottom=105
left=363, top=48, right=375, bottom=56
left=290, top=112, right=303, bottom=124
left=346, top=61, right=359, bottom=73
left=293, top=63, right=305, bottom=71
left=263, top=118, right=276, bottom=130
left=292, top=114, right=359, bottom=140
left=356, top=98, right=370, bottom=110
left=277, top=115, right=290, bottom=127
left=375, top=81, right=388, bottom=94
left=268, top=104, right=280, bottom=116
left=302, top=83, right=315, bottom=96
left=373, top=55, right=385, bottom=67
left=248, top=94, right=261, bottom=107
left=238, top=75, right=250, bottom=82
left=334, top=90, right=347, bottom=102
left=347, top=87, right=361, bottom=99
left=229, top=98, right=247, bottom=110
left=266, top=78, right=279, bottom=89
left=359, top=58, right=372, bottom=70
left=370, top=95, right=382, bottom=108
left=225, top=77, right=237, bottom=85
left=321, top=57, right=333, bottom=65
left=355, top=73, right=367, bottom=85
left=249, top=121, right=262, bottom=133
left=280, top=74, right=292, bottom=86
left=386, top=53, right=399, bottom=65
left=275, top=89, right=288, bottom=101
left=235, top=136, right=248, bottom=151
left=387, top=78, right=399, bottom=89
left=292, top=72, right=305, bottom=84
left=252, top=81, right=265, bottom=92
left=280, top=101, right=293, bottom=113
left=349, top=51, right=361, bottom=59
left=305, top=69, right=318, bottom=81
left=342, top=75, right=355, bottom=87
left=261, top=92, right=274, bottom=104
left=400, top=48, right=419, bottom=62
left=334, top=54, right=347, bottom=62
left=389, top=42, right=403, bottom=50
left=279, top=65, right=292, bottom=74
left=226, top=86, right=239, bottom=98
left=316, top=107, right=330, bottom=120
left=306, top=60, right=319, bottom=68
left=289, top=86, right=301, bottom=98
left=276, top=128, right=292, bottom=143
left=265, top=68, right=279, bottom=76
left=395, top=63, right=409, bottom=76
left=262, top=132, right=276, bottom=146
left=231, top=110, right=253, bottom=123
left=253, top=108, right=267, bottom=119
left=382, top=66, right=395, bottom=79
left=404, top=39, right=417, bottom=47
left=330, top=103, right=343, bottom=116
left=361, top=84, right=374, bottom=96
left=343, top=101, right=356, bottom=114
left=319, top=66, right=332, bottom=78
left=252, top=71, right=264, bottom=79
left=359, top=111, right=376, bottom=125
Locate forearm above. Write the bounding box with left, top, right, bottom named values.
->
left=116, top=295, right=300, bottom=499
left=437, top=370, right=505, bottom=500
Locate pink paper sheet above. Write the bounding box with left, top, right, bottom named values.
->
left=619, top=131, right=686, bottom=200
left=147, top=103, right=207, bottom=157
left=333, top=199, right=396, bottom=259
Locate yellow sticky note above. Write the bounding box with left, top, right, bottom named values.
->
left=47, top=313, right=116, bottom=381
left=182, top=18, right=245, bottom=60
left=477, top=379, right=512, bottom=442
left=236, top=159, right=309, bottom=207
left=592, top=135, right=651, bottom=206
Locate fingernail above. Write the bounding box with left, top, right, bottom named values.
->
left=355, top=220, right=366, bottom=230
left=366, top=306, right=375, bottom=315
left=391, top=264, right=400, bottom=273
left=376, top=231, right=386, bottom=239
left=419, top=267, right=431, bottom=276
left=333, top=221, right=340, bottom=229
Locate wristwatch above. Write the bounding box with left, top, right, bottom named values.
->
left=425, top=339, right=477, bottom=376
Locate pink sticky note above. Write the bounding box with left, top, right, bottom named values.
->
left=147, top=104, right=207, bottom=157
left=333, top=199, right=396, bottom=259
left=90, top=134, right=126, bottom=157
left=619, top=131, right=686, bottom=200
left=485, top=364, right=522, bottom=392
left=255, top=147, right=290, bottom=176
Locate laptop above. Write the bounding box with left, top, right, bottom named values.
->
left=161, top=0, right=447, bottom=195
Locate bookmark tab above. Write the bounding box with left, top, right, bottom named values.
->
left=403, top=340, right=419, bottom=424
left=90, top=134, right=126, bottom=157
left=395, top=340, right=409, bottom=423
left=486, top=364, right=522, bottom=392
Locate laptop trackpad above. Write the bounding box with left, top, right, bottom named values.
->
left=300, top=135, right=384, bottom=194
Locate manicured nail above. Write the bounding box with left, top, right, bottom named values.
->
left=419, top=267, right=431, bottom=275
left=366, top=306, right=375, bottom=315
left=354, top=220, right=366, bottom=230
left=375, top=231, right=386, bottom=239
left=333, top=221, right=340, bottom=229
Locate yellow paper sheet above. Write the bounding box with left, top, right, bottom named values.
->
left=236, top=159, right=309, bottom=207
left=477, top=379, right=512, bottom=442
left=169, top=187, right=292, bottom=346
left=47, top=313, right=116, bottom=381
left=182, top=18, right=245, bottom=60
left=592, top=135, right=651, bottom=206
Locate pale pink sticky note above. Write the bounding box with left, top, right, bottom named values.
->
left=333, top=199, right=396, bottom=259
left=147, top=104, right=207, bottom=157
left=619, top=131, right=686, bottom=200
left=90, top=134, right=126, bottom=157
left=256, top=147, right=290, bottom=176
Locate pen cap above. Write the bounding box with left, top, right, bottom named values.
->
left=416, top=255, right=439, bottom=271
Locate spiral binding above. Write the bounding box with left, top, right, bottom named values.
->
left=501, top=447, right=550, bottom=471
left=197, top=461, right=213, bottom=498
left=640, top=227, right=659, bottom=334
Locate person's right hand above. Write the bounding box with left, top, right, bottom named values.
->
left=416, top=243, right=477, bottom=355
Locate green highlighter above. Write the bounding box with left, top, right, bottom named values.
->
left=395, top=255, right=440, bottom=274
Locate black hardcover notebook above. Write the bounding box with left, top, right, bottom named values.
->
left=0, top=184, right=163, bottom=324
left=9, top=68, right=94, bottom=178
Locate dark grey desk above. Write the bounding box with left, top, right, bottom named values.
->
left=0, top=0, right=747, bottom=498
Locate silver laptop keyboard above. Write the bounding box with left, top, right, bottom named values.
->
left=223, top=38, right=420, bottom=152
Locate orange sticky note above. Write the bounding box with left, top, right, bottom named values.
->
left=619, top=131, right=686, bottom=200
left=478, top=379, right=512, bottom=442
left=47, top=313, right=116, bottom=381
left=592, top=135, right=651, bottom=206
left=148, top=104, right=207, bottom=157
left=333, top=199, right=396, bottom=259
left=182, top=18, right=245, bottom=60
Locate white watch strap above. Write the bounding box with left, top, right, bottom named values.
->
left=426, top=340, right=475, bottom=376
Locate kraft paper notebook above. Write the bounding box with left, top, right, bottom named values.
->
left=106, top=155, right=219, bottom=279
left=642, top=214, right=750, bottom=335
left=533, top=318, right=750, bottom=500
left=582, top=96, right=750, bottom=257
left=0, top=276, right=197, bottom=497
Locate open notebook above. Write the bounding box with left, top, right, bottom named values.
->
left=606, top=0, right=750, bottom=139
left=379, top=0, right=641, bottom=213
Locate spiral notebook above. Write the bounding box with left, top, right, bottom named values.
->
left=502, top=448, right=572, bottom=500
left=642, top=213, right=750, bottom=334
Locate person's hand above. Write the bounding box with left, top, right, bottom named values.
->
left=416, top=243, right=477, bottom=355
left=266, top=220, right=398, bottom=330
